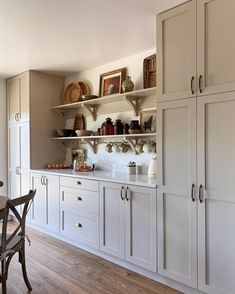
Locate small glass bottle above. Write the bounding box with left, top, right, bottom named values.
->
left=105, top=117, right=114, bottom=135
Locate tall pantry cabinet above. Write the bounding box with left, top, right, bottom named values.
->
left=157, top=1, right=235, bottom=294
left=7, top=71, right=65, bottom=202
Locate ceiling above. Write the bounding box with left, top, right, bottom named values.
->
left=0, top=0, right=186, bottom=78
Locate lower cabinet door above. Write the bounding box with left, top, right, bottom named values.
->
left=100, top=182, right=125, bottom=259
left=31, top=173, right=46, bottom=227
left=125, top=185, right=157, bottom=272
left=60, top=207, right=99, bottom=249
left=45, top=175, right=59, bottom=233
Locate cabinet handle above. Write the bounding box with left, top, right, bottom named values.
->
left=191, top=184, right=195, bottom=202
left=15, top=113, right=17, bottom=122
left=44, top=176, right=48, bottom=186
left=190, top=76, right=195, bottom=95
left=76, top=196, right=82, bottom=201
left=199, top=75, right=203, bottom=93
left=76, top=181, right=81, bottom=185
left=41, top=176, right=44, bottom=185
left=199, top=184, right=203, bottom=203
left=17, top=112, right=20, bottom=121
left=120, top=186, right=125, bottom=200
left=125, top=186, right=130, bottom=201
left=75, top=223, right=82, bottom=228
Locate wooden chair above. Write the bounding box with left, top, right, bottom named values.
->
left=0, top=190, right=36, bottom=294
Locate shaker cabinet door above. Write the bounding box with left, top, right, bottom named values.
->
left=197, top=93, right=235, bottom=294
left=100, top=182, right=125, bottom=259
left=125, top=185, right=157, bottom=272
left=7, top=77, right=19, bottom=124
left=197, top=0, right=235, bottom=96
left=157, top=98, right=197, bottom=287
left=157, top=0, right=196, bottom=101
left=18, top=71, right=30, bottom=122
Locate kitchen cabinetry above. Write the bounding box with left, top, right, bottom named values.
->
left=7, top=71, right=65, bottom=202
left=60, top=176, right=99, bottom=249
left=157, top=99, right=197, bottom=287
left=31, top=172, right=60, bottom=233
left=8, top=122, right=30, bottom=201
left=157, top=0, right=235, bottom=101
left=157, top=92, right=235, bottom=293
left=100, top=181, right=156, bottom=272
left=7, top=72, right=30, bottom=124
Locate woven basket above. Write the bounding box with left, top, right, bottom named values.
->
left=143, top=54, right=156, bottom=89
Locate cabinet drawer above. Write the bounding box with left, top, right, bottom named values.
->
left=60, top=207, right=99, bottom=249
left=60, top=187, right=99, bottom=215
left=60, top=176, right=99, bottom=192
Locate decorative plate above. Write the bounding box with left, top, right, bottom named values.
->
left=64, top=82, right=82, bottom=104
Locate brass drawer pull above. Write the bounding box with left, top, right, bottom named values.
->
left=76, top=196, right=82, bottom=201
left=76, top=181, right=81, bottom=185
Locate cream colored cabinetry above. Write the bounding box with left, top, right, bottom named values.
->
left=7, top=72, right=29, bottom=124
left=158, top=93, right=235, bottom=293
left=31, top=172, right=60, bottom=233
left=8, top=122, right=30, bottom=201
left=60, top=176, right=99, bottom=249
left=157, top=99, right=197, bottom=287
left=157, top=0, right=235, bottom=101
left=100, top=181, right=157, bottom=271
left=7, top=71, right=65, bottom=202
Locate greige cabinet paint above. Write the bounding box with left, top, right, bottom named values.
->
left=157, top=0, right=235, bottom=102
left=100, top=181, right=157, bottom=271
left=157, top=98, right=197, bottom=287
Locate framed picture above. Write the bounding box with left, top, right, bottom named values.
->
left=140, top=109, right=156, bottom=133
left=99, top=68, right=126, bottom=97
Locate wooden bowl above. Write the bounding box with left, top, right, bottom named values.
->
left=129, top=129, right=142, bottom=134
left=75, top=130, right=93, bottom=136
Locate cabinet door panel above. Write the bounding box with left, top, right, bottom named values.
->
left=157, top=0, right=196, bottom=101
left=45, top=175, right=59, bottom=233
left=157, top=99, right=197, bottom=287
left=125, top=186, right=156, bottom=272
left=7, top=77, right=19, bottom=124
left=31, top=173, right=46, bottom=227
left=197, top=93, right=235, bottom=293
left=19, top=72, right=29, bottom=122
left=197, top=0, right=235, bottom=95
left=100, top=182, right=125, bottom=259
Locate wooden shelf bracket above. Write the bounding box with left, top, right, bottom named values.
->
left=82, top=104, right=99, bottom=121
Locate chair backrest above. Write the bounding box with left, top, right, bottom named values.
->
left=0, top=181, right=3, bottom=188
left=1, top=190, right=36, bottom=254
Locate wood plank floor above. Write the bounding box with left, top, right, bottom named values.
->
left=4, top=221, right=182, bottom=294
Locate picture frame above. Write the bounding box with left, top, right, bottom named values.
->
left=140, top=109, right=156, bottom=133
left=99, top=68, right=126, bottom=97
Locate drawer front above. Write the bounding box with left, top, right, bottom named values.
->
left=60, top=176, right=99, bottom=192
left=60, top=207, right=99, bottom=249
left=60, top=187, right=99, bottom=215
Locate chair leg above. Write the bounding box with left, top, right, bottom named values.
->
left=1, top=260, right=7, bottom=294
left=19, top=246, right=32, bottom=291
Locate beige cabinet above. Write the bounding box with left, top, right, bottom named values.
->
left=31, top=172, right=60, bottom=233
left=8, top=122, right=30, bottom=200
left=100, top=182, right=157, bottom=271
left=157, top=98, right=197, bottom=287
left=7, top=72, right=29, bottom=124
left=157, top=0, right=235, bottom=101
left=158, top=93, right=235, bottom=293
left=197, top=93, right=235, bottom=294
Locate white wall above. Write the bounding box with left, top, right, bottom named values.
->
left=65, top=49, right=156, bottom=173
left=0, top=79, right=7, bottom=195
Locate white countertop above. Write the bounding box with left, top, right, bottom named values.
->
left=30, top=169, right=158, bottom=188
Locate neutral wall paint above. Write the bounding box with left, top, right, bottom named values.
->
left=65, top=49, right=156, bottom=173
left=0, top=79, right=7, bottom=195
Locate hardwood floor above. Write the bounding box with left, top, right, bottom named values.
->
left=5, top=222, right=182, bottom=294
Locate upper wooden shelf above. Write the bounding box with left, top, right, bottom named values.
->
left=50, top=87, right=156, bottom=120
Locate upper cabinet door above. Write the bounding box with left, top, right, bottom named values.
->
left=19, top=72, right=30, bottom=122
left=157, top=98, right=197, bottom=287
left=197, top=0, right=235, bottom=96
left=197, top=93, right=235, bottom=294
left=7, top=77, right=19, bottom=124
left=157, top=0, right=196, bottom=101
